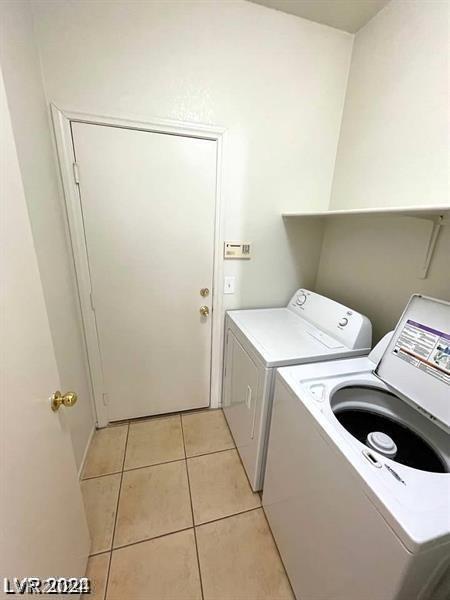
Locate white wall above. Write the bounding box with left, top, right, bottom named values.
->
left=31, top=0, right=352, bottom=309
left=315, top=216, right=450, bottom=343
left=316, top=0, right=450, bottom=344
left=2, top=0, right=447, bottom=439
left=0, top=0, right=94, bottom=468
left=330, top=0, right=449, bottom=210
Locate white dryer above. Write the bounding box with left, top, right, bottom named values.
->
left=222, top=289, right=372, bottom=491
left=263, top=295, right=450, bottom=600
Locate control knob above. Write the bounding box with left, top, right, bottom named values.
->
left=296, top=293, right=307, bottom=306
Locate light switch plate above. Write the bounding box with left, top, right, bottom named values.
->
left=224, top=241, right=251, bottom=259
left=224, top=276, right=235, bottom=294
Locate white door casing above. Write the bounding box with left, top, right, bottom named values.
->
left=0, top=73, right=90, bottom=594
left=52, top=107, right=225, bottom=425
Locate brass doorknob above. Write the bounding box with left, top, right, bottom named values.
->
left=200, top=288, right=210, bottom=297
left=51, top=391, right=78, bottom=412
left=199, top=305, right=209, bottom=317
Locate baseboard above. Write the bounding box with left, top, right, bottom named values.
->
left=77, top=424, right=96, bottom=480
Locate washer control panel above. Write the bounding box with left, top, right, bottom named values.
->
left=288, top=289, right=372, bottom=350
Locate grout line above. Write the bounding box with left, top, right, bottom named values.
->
left=87, top=549, right=111, bottom=558
left=180, top=414, right=204, bottom=600
left=81, top=470, right=122, bottom=481
left=88, top=506, right=264, bottom=558
left=185, top=445, right=236, bottom=461
left=88, top=550, right=112, bottom=559
left=81, top=447, right=236, bottom=483
left=103, top=421, right=130, bottom=600
left=122, top=457, right=185, bottom=473
left=195, top=506, right=262, bottom=530
left=109, top=525, right=194, bottom=552
left=82, top=456, right=186, bottom=480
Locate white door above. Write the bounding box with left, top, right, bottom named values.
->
left=71, top=123, right=217, bottom=421
left=0, top=72, right=90, bottom=595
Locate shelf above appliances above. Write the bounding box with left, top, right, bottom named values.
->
left=282, top=205, right=450, bottom=279
left=282, top=205, right=450, bottom=221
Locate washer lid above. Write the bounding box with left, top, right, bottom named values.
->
left=375, top=295, right=450, bottom=430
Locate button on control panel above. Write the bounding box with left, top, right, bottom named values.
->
left=339, top=317, right=349, bottom=327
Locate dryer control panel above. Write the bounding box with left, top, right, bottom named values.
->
left=288, top=289, right=372, bottom=350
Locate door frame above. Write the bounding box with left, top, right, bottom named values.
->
left=51, top=104, right=226, bottom=427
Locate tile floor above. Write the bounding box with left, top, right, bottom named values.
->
left=82, top=409, right=294, bottom=600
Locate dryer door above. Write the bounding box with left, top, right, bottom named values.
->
left=223, top=329, right=262, bottom=488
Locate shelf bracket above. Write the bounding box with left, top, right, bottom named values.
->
left=419, top=214, right=449, bottom=279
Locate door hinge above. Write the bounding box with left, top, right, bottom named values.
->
left=72, top=162, right=80, bottom=185
left=102, top=393, right=108, bottom=406
left=89, top=291, right=95, bottom=311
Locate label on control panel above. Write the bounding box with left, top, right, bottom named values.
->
left=392, top=320, right=450, bottom=385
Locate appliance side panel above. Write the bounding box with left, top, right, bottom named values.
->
left=263, top=376, right=412, bottom=600
left=222, top=327, right=266, bottom=490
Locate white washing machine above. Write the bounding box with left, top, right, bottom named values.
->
left=263, top=295, right=450, bottom=600
left=222, top=289, right=372, bottom=491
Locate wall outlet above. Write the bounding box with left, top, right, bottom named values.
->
left=224, top=276, right=236, bottom=294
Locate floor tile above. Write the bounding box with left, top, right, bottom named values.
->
left=124, top=415, right=184, bottom=470
left=187, top=449, right=260, bottom=524
left=196, top=508, right=294, bottom=600
left=114, top=460, right=192, bottom=547
left=81, top=474, right=121, bottom=554
left=82, top=425, right=128, bottom=479
left=182, top=409, right=234, bottom=457
left=85, top=553, right=109, bottom=600
left=107, top=529, right=201, bottom=600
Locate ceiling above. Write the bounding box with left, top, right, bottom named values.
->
left=249, top=0, right=390, bottom=33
